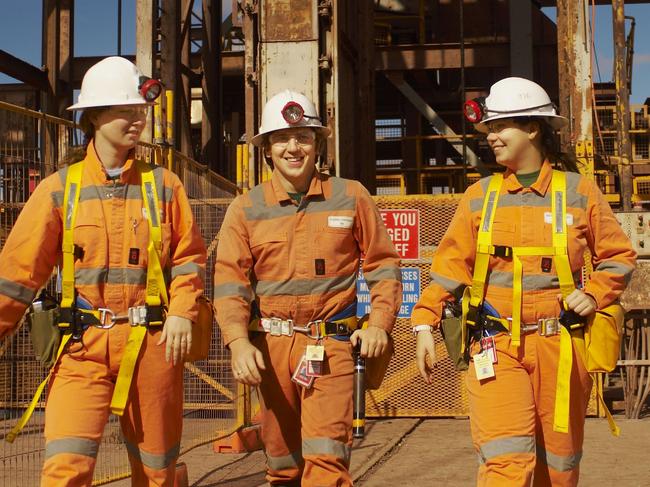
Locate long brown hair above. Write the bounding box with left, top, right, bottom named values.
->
left=515, top=117, right=580, bottom=173
left=62, top=108, right=105, bottom=165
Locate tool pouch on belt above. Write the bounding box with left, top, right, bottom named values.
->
left=440, top=317, right=469, bottom=371
left=27, top=302, right=61, bottom=370
left=584, top=304, right=624, bottom=373
left=365, top=335, right=394, bottom=390
left=185, top=296, right=214, bottom=362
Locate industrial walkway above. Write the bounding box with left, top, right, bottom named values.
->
left=109, top=417, right=650, bottom=486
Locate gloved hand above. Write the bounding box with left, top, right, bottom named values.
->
left=560, top=290, right=597, bottom=317
left=157, top=315, right=192, bottom=365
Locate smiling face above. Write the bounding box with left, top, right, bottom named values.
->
left=91, top=105, right=148, bottom=151
left=265, top=127, right=318, bottom=193
left=485, top=118, right=542, bottom=173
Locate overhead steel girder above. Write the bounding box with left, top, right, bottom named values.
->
left=376, top=43, right=509, bottom=71
left=385, top=72, right=482, bottom=169
left=0, top=50, right=48, bottom=91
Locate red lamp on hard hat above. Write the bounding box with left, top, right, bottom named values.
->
left=463, top=97, right=486, bottom=124
left=139, top=76, right=163, bottom=102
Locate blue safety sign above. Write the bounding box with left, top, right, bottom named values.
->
left=356, top=267, right=421, bottom=319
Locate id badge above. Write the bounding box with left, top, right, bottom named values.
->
left=473, top=350, right=495, bottom=380
left=480, top=336, right=498, bottom=364
left=291, top=354, right=315, bottom=388
left=306, top=344, right=325, bottom=377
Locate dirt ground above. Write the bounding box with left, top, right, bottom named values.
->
left=105, top=416, right=650, bottom=486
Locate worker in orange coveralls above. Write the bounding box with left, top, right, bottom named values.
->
left=411, top=77, right=636, bottom=487
left=0, top=56, right=206, bottom=486
left=214, top=90, right=402, bottom=486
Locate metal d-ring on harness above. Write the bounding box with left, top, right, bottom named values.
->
left=461, top=170, right=586, bottom=434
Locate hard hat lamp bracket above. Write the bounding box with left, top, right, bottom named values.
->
left=139, top=77, right=162, bottom=102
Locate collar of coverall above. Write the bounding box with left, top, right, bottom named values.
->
left=502, top=159, right=553, bottom=196
left=270, top=169, right=324, bottom=203
left=86, top=139, right=137, bottom=183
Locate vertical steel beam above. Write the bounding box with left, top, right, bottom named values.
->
left=160, top=0, right=181, bottom=150
left=42, top=0, right=73, bottom=173
left=201, top=0, right=223, bottom=174
left=136, top=0, right=155, bottom=143
left=613, top=0, right=633, bottom=210
left=180, top=0, right=195, bottom=158
left=243, top=1, right=258, bottom=187
left=509, top=0, right=533, bottom=79
left=557, top=0, right=593, bottom=177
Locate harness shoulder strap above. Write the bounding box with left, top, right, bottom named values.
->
left=60, top=162, right=84, bottom=316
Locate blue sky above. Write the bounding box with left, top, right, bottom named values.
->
left=1, top=2, right=650, bottom=105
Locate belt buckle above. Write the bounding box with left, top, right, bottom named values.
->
left=269, top=318, right=282, bottom=336
left=128, top=305, right=148, bottom=326
left=281, top=319, right=293, bottom=336
left=538, top=318, right=559, bottom=336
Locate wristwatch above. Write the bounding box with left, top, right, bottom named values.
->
left=412, top=324, right=434, bottom=337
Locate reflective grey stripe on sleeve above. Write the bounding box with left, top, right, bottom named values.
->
left=595, top=261, right=635, bottom=281
left=124, top=439, right=180, bottom=470
left=45, top=437, right=99, bottom=460
left=75, top=268, right=147, bottom=286
left=302, top=437, right=351, bottom=464
left=536, top=445, right=582, bottom=472
left=255, top=274, right=356, bottom=297
left=487, top=270, right=582, bottom=291
left=0, top=277, right=37, bottom=305
left=429, top=272, right=465, bottom=296
left=171, top=262, right=205, bottom=282
left=266, top=449, right=304, bottom=471
left=213, top=282, right=253, bottom=301
left=477, top=435, right=535, bottom=464
left=364, top=266, right=402, bottom=289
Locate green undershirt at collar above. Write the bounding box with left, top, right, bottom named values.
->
left=516, top=169, right=541, bottom=188
left=288, top=192, right=305, bottom=204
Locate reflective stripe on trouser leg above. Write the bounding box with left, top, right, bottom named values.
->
left=42, top=327, right=113, bottom=486
left=119, top=327, right=184, bottom=486
left=531, top=334, right=591, bottom=487
left=466, top=333, right=536, bottom=487
left=255, top=333, right=304, bottom=484
left=301, top=336, right=354, bottom=487
left=42, top=439, right=100, bottom=487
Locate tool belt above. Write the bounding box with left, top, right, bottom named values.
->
left=249, top=316, right=358, bottom=339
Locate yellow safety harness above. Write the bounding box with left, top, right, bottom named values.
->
left=463, top=170, right=619, bottom=436
left=6, top=161, right=168, bottom=442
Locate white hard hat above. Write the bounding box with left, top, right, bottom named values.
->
left=67, top=56, right=161, bottom=111
left=251, top=90, right=331, bottom=146
left=474, top=77, right=568, bottom=133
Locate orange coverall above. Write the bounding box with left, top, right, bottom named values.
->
left=0, top=141, right=206, bottom=486
left=412, top=161, right=636, bottom=487
left=214, top=170, right=402, bottom=486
